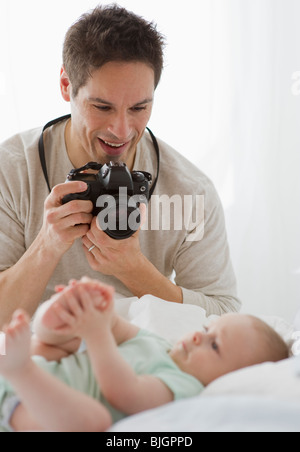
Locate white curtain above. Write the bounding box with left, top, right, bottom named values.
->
left=0, top=0, right=299, bottom=321
left=206, top=0, right=300, bottom=321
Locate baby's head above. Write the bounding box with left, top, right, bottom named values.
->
left=170, top=314, right=289, bottom=386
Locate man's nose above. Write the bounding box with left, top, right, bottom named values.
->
left=107, top=112, right=132, bottom=141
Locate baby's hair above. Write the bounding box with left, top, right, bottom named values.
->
left=248, top=315, right=289, bottom=363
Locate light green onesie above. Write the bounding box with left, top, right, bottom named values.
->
left=0, top=330, right=203, bottom=431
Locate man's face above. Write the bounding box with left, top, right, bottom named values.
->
left=62, top=61, right=155, bottom=169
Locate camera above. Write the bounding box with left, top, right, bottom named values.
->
left=62, top=162, right=152, bottom=240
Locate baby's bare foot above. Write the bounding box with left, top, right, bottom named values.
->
left=41, top=294, right=69, bottom=331
left=0, top=310, right=32, bottom=378
left=78, top=278, right=115, bottom=310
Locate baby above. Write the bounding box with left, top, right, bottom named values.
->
left=0, top=278, right=289, bottom=432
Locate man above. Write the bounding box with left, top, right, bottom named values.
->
left=0, top=5, right=240, bottom=326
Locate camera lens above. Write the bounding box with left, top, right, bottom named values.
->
left=97, top=195, right=141, bottom=240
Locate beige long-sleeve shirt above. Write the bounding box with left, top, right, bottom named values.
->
left=0, top=119, right=240, bottom=314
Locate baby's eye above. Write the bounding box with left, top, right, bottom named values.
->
left=212, top=342, right=219, bottom=352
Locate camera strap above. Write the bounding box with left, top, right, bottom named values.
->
left=39, top=114, right=72, bottom=193
left=38, top=115, right=160, bottom=197
left=146, top=127, right=160, bottom=198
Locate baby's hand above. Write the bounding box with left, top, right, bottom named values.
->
left=42, top=278, right=115, bottom=333
left=51, top=281, right=115, bottom=339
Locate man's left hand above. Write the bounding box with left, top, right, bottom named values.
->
left=82, top=210, right=145, bottom=280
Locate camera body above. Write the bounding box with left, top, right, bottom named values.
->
left=62, top=162, right=152, bottom=240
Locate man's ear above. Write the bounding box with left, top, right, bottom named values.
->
left=60, top=66, right=72, bottom=102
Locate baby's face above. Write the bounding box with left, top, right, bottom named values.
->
left=169, top=314, right=261, bottom=386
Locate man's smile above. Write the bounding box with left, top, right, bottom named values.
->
left=97, top=138, right=131, bottom=157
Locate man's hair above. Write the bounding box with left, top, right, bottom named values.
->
left=249, top=316, right=289, bottom=363
left=63, top=4, right=165, bottom=97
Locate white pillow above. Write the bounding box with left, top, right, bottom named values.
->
left=202, top=357, right=300, bottom=400
left=259, top=315, right=296, bottom=353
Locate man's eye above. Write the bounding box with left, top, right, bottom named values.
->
left=95, top=105, right=111, bottom=112
left=132, top=106, right=147, bottom=112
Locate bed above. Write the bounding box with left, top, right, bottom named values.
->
left=108, top=295, right=300, bottom=432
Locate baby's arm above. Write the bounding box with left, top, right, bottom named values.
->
left=56, top=284, right=174, bottom=415
left=88, top=332, right=174, bottom=415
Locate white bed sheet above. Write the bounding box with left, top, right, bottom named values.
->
left=109, top=395, right=300, bottom=432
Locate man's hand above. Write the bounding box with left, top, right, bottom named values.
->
left=81, top=204, right=183, bottom=304
left=40, top=181, right=93, bottom=256
left=81, top=204, right=147, bottom=279
left=82, top=217, right=144, bottom=277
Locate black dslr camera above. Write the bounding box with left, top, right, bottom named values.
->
left=62, top=162, right=152, bottom=240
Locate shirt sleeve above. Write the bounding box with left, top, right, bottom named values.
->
left=130, top=330, right=203, bottom=401
left=173, top=182, right=241, bottom=315
left=0, top=198, right=26, bottom=272
left=154, top=364, right=204, bottom=401
left=0, top=146, right=27, bottom=272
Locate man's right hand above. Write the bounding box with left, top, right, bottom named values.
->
left=40, top=181, right=93, bottom=256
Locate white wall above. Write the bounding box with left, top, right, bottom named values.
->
left=1, top=0, right=299, bottom=322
